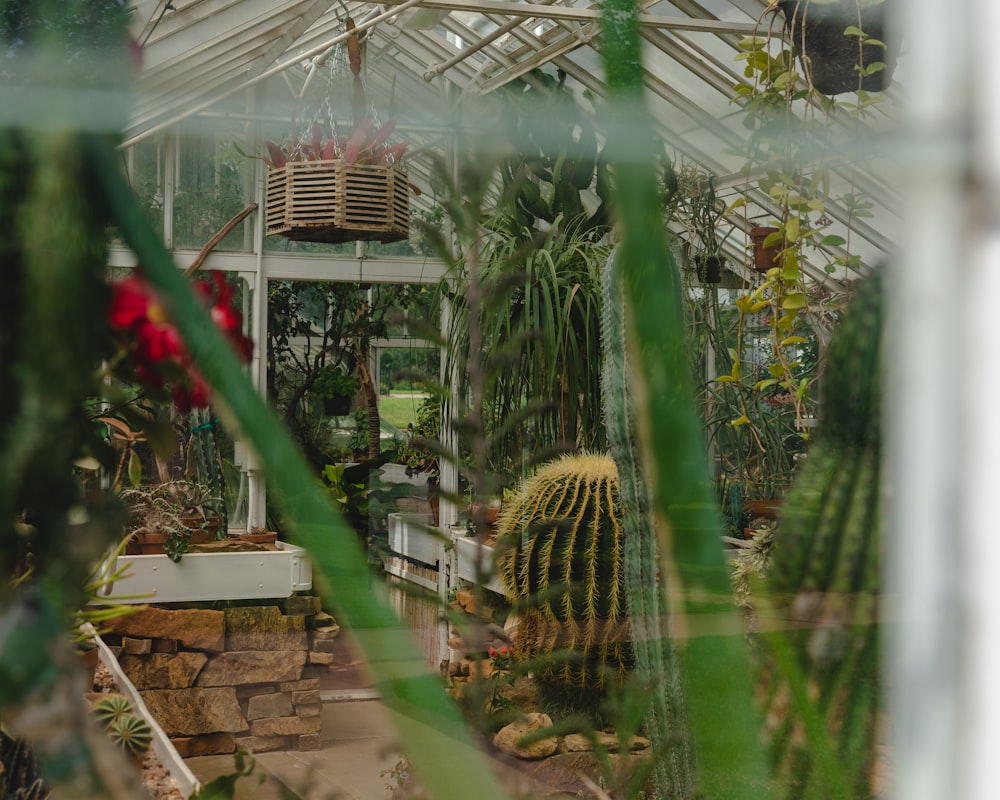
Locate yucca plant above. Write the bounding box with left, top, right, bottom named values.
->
left=495, top=452, right=630, bottom=700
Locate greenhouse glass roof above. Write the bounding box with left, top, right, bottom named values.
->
left=124, top=0, right=901, bottom=285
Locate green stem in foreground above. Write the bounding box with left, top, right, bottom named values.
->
left=600, top=1, right=770, bottom=797
left=88, top=138, right=513, bottom=800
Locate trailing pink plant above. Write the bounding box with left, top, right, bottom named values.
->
left=260, top=118, right=409, bottom=169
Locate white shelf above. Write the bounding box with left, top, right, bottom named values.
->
left=95, top=543, right=312, bottom=604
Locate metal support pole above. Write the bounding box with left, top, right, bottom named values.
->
left=890, top=1, right=972, bottom=798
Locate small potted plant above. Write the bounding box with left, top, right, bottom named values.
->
left=120, top=480, right=224, bottom=562
left=312, top=364, right=359, bottom=416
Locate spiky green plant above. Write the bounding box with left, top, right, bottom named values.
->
left=89, top=694, right=133, bottom=729
left=600, top=247, right=695, bottom=798
left=495, top=452, right=630, bottom=697
left=106, top=714, right=153, bottom=759
left=762, top=270, right=884, bottom=799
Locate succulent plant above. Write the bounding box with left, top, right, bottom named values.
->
left=89, top=693, right=133, bottom=728
left=106, top=713, right=153, bottom=759
left=90, top=694, right=153, bottom=759
left=495, top=452, right=630, bottom=691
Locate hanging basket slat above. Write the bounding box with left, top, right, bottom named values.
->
left=265, top=159, right=410, bottom=245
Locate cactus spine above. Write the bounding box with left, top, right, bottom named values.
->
left=600, top=247, right=695, bottom=797
left=495, top=452, right=630, bottom=690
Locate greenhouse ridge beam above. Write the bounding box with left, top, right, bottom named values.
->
left=379, top=0, right=757, bottom=35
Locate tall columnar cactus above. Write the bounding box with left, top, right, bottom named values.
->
left=600, top=247, right=695, bottom=797
left=495, top=453, right=630, bottom=690
left=763, top=270, right=884, bottom=798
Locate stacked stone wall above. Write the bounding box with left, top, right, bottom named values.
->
left=102, top=595, right=340, bottom=756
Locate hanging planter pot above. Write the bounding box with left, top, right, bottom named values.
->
left=750, top=226, right=783, bottom=273
left=265, top=159, right=410, bottom=245
left=776, top=0, right=897, bottom=96
left=692, top=253, right=723, bottom=284
left=322, top=394, right=352, bottom=416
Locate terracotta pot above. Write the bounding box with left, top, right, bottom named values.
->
left=133, top=516, right=221, bottom=555
left=237, top=530, right=278, bottom=546
left=471, top=504, right=500, bottom=532
left=750, top=226, right=782, bottom=272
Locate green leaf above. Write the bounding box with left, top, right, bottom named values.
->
left=780, top=335, right=808, bottom=346
left=820, top=234, right=847, bottom=247
left=754, top=378, right=779, bottom=392
left=784, top=217, right=800, bottom=243
left=127, top=450, right=142, bottom=488
left=782, top=292, right=807, bottom=310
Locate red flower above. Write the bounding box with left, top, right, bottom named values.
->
left=109, top=270, right=253, bottom=410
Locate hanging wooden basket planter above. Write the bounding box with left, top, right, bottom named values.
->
left=265, top=159, right=410, bottom=245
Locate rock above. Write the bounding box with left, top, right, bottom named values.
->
left=307, top=651, right=334, bottom=665
left=493, top=713, right=559, bottom=759
left=225, top=606, right=306, bottom=651
left=250, top=715, right=322, bottom=737
left=278, top=678, right=320, bottom=692
left=283, top=595, right=322, bottom=616
left=309, top=637, right=338, bottom=654
left=141, top=688, right=248, bottom=736
left=169, top=733, right=236, bottom=757
left=122, top=637, right=152, bottom=655
left=196, top=650, right=307, bottom=687
left=298, top=733, right=322, bottom=752
left=291, top=689, right=320, bottom=706
left=455, top=589, right=477, bottom=614
left=559, top=732, right=650, bottom=753
left=104, top=608, right=225, bottom=652
left=309, top=624, right=341, bottom=640
left=119, top=652, right=207, bottom=690
left=246, top=693, right=294, bottom=720
left=307, top=612, right=337, bottom=629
